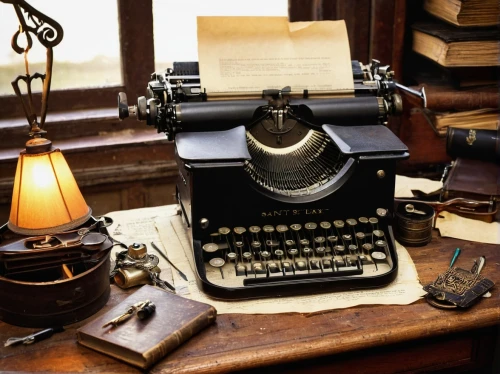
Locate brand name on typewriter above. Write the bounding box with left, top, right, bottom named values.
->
left=261, top=208, right=329, bottom=217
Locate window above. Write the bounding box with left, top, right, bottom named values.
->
left=0, top=0, right=121, bottom=95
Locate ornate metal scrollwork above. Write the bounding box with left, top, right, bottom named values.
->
left=1, top=0, right=63, bottom=54
left=1, top=0, right=64, bottom=134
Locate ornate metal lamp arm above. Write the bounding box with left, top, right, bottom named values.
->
left=1, top=0, right=63, bottom=136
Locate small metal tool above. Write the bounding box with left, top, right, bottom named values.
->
left=102, top=300, right=151, bottom=328
left=4, top=326, right=64, bottom=347
left=150, top=242, right=188, bottom=281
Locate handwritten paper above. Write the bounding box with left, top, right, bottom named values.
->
left=155, top=214, right=426, bottom=314
left=197, top=17, right=353, bottom=94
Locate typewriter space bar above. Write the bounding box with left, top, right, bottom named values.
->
left=243, top=268, right=363, bottom=286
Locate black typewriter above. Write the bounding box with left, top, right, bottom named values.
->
left=118, top=60, right=409, bottom=300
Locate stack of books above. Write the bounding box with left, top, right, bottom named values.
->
left=409, top=0, right=499, bottom=136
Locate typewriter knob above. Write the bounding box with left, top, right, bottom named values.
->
left=137, top=96, right=148, bottom=121
left=118, top=92, right=129, bottom=119
left=391, top=93, right=403, bottom=115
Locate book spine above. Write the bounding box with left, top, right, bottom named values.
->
left=143, top=307, right=217, bottom=368
left=422, top=88, right=500, bottom=111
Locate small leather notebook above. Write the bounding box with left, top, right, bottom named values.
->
left=77, top=285, right=217, bottom=370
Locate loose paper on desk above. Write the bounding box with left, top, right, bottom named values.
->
left=156, top=214, right=426, bottom=314
left=395, top=175, right=443, bottom=198
left=197, top=17, right=354, bottom=94
left=435, top=211, right=500, bottom=245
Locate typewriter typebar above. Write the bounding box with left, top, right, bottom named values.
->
left=119, top=60, right=409, bottom=299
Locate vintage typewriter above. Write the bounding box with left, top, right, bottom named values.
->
left=118, top=59, right=409, bottom=299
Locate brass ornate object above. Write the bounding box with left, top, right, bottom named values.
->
left=2, top=0, right=63, bottom=138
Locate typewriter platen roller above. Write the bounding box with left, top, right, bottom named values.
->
left=119, top=60, right=409, bottom=299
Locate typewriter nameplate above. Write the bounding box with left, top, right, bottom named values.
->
left=261, top=208, right=330, bottom=217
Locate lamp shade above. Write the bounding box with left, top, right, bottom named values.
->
left=8, top=147, right=92, bottom=235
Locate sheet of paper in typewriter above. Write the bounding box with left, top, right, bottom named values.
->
left=197, top=17, right=354, bottom=94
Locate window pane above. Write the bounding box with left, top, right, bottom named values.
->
left=0, top=0, right=121, bottom=95
left=153, top=0, right=288, bottom=71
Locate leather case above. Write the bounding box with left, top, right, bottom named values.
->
left=441, top=157, right=499, bottom=221
left=446, top=127, right=500, bottom=164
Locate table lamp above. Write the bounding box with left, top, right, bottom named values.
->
left=3, top=0, right=92, bottom=235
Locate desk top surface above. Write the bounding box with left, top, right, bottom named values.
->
left=0, top=231, right=499, bottom=373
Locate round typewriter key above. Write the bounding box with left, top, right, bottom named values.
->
left=300, top=238, right=310, bottom=246
left=288, top=248, right=299, bottom=259
left=209, top=258, right=225, bottom=268
left=373, top=230, right=385, bottom=240
left=252, top=262, right=264, bottom=272
left=342, top=234, right=352, bottom=240
left=310, top=260, right=321, bottom=270
left=327, top=235, right=338, bottom=243
left=285, top=239, right=296, bottom=247
left=243, top=252, right=253, bottom=261
left=305, top=222, right=317, bottom=231
left=203, top=243, right=219, bottom=253
left=362, top=243, right=374, bottom=255
left=302, top=247, right=313, bottom=256
left=276, top=225, right=288, bottom=233
left=348, top=244, right=358, bottom=254
left=314, top=236, right=326, bottom=244
left=236, top=265, right=247, bottom=276
left=268, top=262, right=280, bottom=273
left=334, top=220, right=345, bottom=229
left=290, top=224, right=302, bottom=231
left=251, top=241, right=261, bottom=248
left=334, top=245, right=345, bottom=254
left=295, top=260, right=307, bottom=271
left=235, top=241, right=244, bottom=248
left=376, top=208, right=387, bottom=218
left=263, top=225, right=275, bottom=233
left=266, top=239, right=279, bottom=247
left=369, top=217, right=379, bottom=226
left=356, top=232, right=366, bottom=242
left=234, top=227, right=246, bottom=235
left=261, top=251, right=271, bottom=259
left=249, top=226, right=261, bottom=234
left=371, top=251, right=387, bottom=261
left=227, top=252, right=238, bottom=262
left=320, top=221, right=331, bottom=230
left=346, top=218, right=357, bottom=227
left=375, top=240, right=388, bottom=252
left=218, top=227, right=230, bottom=235
left=274, top=249, right=284, bottom=258
left=316, top=246, right=326, bottom=257
left=304, top=222, right=318, bottom=230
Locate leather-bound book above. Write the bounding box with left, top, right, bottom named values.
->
left=412, top=21, right=500, bottom=67
left=77, top=285, right=217, bottom=370
left=424, top=0, right=500, bottom=27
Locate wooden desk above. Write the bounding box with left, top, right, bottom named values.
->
left=1, top=232, right=499, bottom=373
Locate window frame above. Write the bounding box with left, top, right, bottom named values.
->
left=0, top=0, right=154, bottom=121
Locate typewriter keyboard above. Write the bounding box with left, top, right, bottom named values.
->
left=201, top=217, right=394, bottom=288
